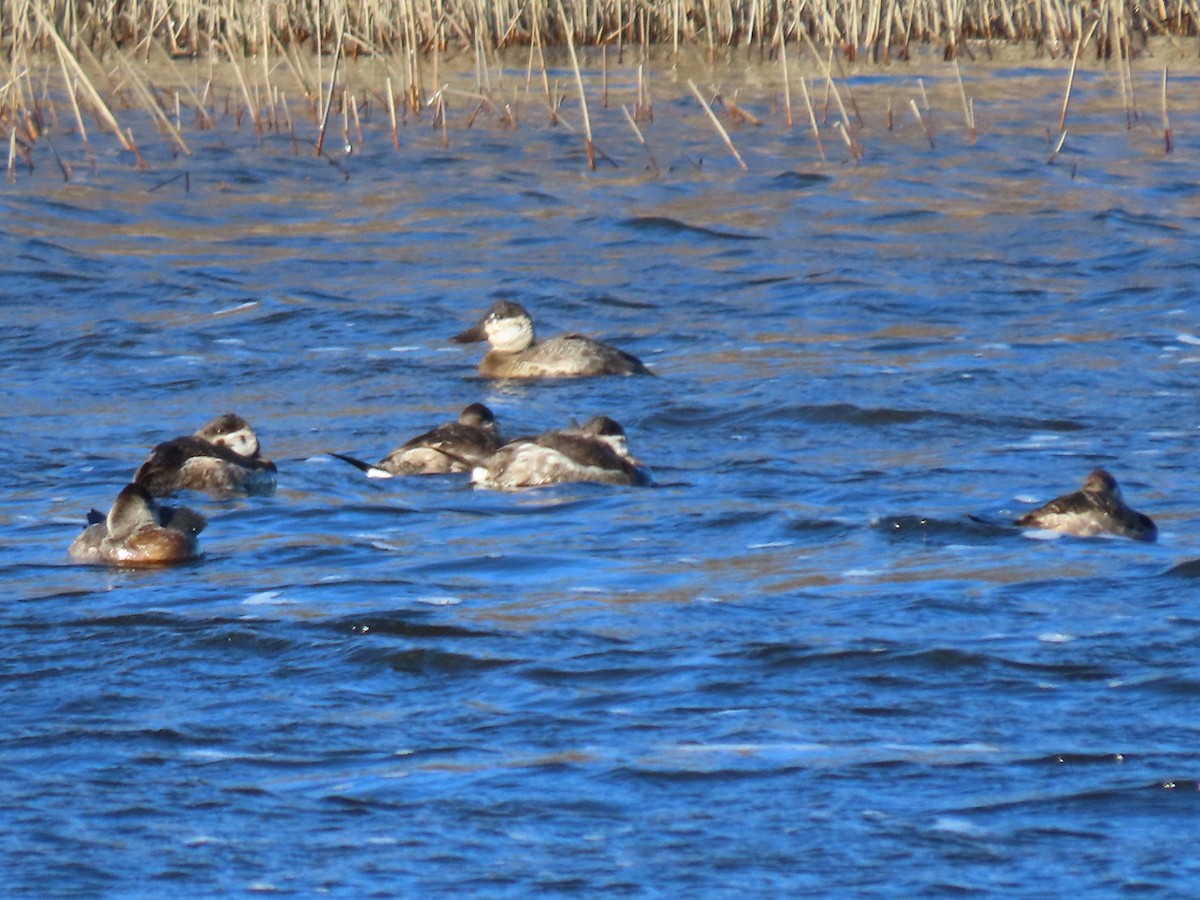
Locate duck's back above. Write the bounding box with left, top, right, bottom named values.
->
left=482, top=334, right=651, bottom=378
left=474, top=431, right=645, bottom=489
left=136, top=436, right=277, bottom=497
left=381, top=421, right=504, bottom=474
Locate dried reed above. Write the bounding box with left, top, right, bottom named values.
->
left=0, top=0, right=1189, bottom=180
left=2, top=0, right=1187, bottom=66
left=557, top=0, right=596, bottom=169
left=688, top=79, right=748, bottom=170
left=1161, top=68, right=1173, bottom=153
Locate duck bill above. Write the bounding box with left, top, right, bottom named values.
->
left=450, top=321, right=487, bottom=343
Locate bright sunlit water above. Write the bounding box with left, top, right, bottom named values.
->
left=5, top=56, right=1200, bottom=896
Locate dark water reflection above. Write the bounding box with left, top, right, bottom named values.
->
left=4, top=60, right=1200, bottom=895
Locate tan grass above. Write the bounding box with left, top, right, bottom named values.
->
left=2, top=0, right=1192, bottom=64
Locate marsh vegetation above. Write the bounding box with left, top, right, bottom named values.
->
left=0, top=0, right=1190, bottom=178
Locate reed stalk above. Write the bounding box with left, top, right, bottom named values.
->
left=1161, top=67, right=1173, bottom=153
left=1046, top=127, right=1067, bottom=164
left=1058, top=15, right=1101, bottom=131
left=800, top=32, right=851, bottom=132
left=0, top=0, right=1194, bottom=59
left=834, top=119, right=863, bottom=161
left=222, top=36, right=261, bottom=132
left=688, top=78, right=748, bottom=169
left=315, top=16, right=346, bottom=156
left=37, top=8, right=136, bottom=155
left=621, top=102, right=659, bottom=174
left=910, top=97, right=934, bottom=148
left=799, top=77, right=826, bottom=161
left=953, top=59, right=975, bottom=142
left=54, top=53, right=92, bottom=160
left=774, top=0, right=792, bottom=128
left=112, top=44, right=191, bottom=155
left=385, top=74, right=399, bottom=148
left=557, top=0, right=595, bottom=169
left=7, top=125, right=16, bottom=183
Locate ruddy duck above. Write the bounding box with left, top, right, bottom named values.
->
left=330, top=403, right=505, bottom=477
left=68, top=483, right=206, bottom=567
left=134, top=413, right=277, bottom=498
left=1014, top=468, right=1157, bottom=542
left=451, top=301, right=653, bottom=378
left=472, top=415, right=652, bottom=490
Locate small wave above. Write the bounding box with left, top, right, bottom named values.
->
left=951, top=780, right=1200, bottom=819
left=1163, top=558, right=1200, bottom=578
left=619, top=216, right=762, bottom=241
left=768, top=170, right=831, bottom=190
left=353, top=646, right=517, bottom=675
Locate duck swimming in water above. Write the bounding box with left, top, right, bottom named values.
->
left=134, top=413, right=277, bottom=498
left=330, top=403, right=505, bottom=477
left=1014, top=468, right=1157, bottom=542
left=68, top=483, right=206, bottom=567
left=451, top=301, right=653, bottom=378
left=472, top=415, right=652, bottom=490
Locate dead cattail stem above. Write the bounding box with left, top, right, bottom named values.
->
left=799, top=31, right=851, bottom=132
left=727, top=95, right=762, bottom=126
left=54, top=55, right=92, bottom=160
left=222, top=37, right=261, bottom=133
left=621, top=103, right=659, bottom=174
left=1059, top=15, right=1101, bottom=131
left=1046, top=128, right=1067, bottom=164
left=635, top=64, right=653, bottom=123
left=38, top=8, right=136, bottom=155
left=556, top=0, right=595, bottom=170
left=316, top=17, right=346, bottom=157
left=779, top=31, right=792, bottom=128
left=687, top=79, right=748, bottom=170
left=953, top=59, right=976, bottom=142
left=7, top=126, right=17, bottom=183
left=602, top=46, right=608, bottom=108
left=112, top=45, right=191, bottom=155
left=834, top=120, right=863, bottom=161
left=149, top=42, right=212, bottom=129
left=1161, top=67, right=1173, bottom=153
left=282, top=91, right=298, bottom=155
left=798, top=77, right=825, bottom=162
left=386, top=75, right=400, bottom=149
left=342, top=88, right=351, bottom=149
left=45, top=134, right=71, bottom=181
left=909, top=98, right=934, bottom=149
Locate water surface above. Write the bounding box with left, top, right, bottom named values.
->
left=5, top=59, right=1200, bottom=896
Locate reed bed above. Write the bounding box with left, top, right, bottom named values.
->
left=3, top=0, right=1197, bottom=64
left=0, top=0, right=1190, bottom=178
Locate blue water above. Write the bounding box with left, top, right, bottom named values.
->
left=5, top=61, right=1200, bottom=895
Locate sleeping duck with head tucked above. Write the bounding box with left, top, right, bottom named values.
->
left=1014, top=468, right=1157, bottom=542
left=134, top=413, right=277, bottom=498
left=451, top=301, right=654, bottom=378
left=330, top=403, right=505, bottom=477
left=68, top=483, right=206, bottom=567
left=472, top=415, right=652, bottom=490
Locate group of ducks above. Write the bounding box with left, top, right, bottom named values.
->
left=68, top=300, right=1159, bottom=568
left=68, top=413, right=278, bottom=567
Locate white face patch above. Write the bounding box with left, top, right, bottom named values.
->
left=599, top=434, right=630, bottom=459
left=485, top=315, right=534, bottom=352
left=216, top=429, right=259, bottom=457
